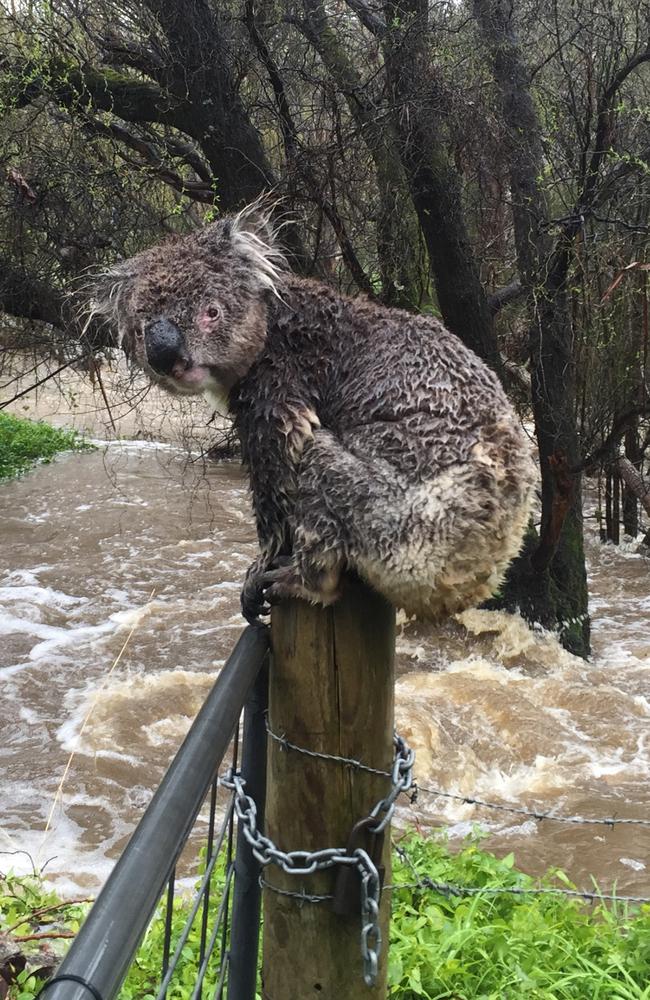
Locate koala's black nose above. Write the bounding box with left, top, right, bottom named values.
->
left=144, top=317, right=187, bottom=375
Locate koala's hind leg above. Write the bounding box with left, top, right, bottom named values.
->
left=255, top=425, right=532, bottom=621
left=254, top=429, right=404, bottom=612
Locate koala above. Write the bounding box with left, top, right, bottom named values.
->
left=88, top=204, right=536, bottom=624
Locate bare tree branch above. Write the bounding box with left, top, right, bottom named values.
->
left=577, top=404, right=650, bottom=473
left=343, top=0, right=387, bottom=38
left=488, top=278, right=523, bottom=314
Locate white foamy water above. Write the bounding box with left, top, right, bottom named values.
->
left=0, top=444, right=648, bottom=896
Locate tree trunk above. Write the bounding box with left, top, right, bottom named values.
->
left=381, top=3, right=501, bottom=367
left=612, top=468, right=621, bottom=544
left=622, top=426, right=642, bottom=535
left=300, top=0, right=424, bottom=306
left=617, top=455, right=650, bottom=519
left=474, top=0, right=590, bottom=655
left=605, top=470, right=614, bottom=541
left=142, top=0, right=277, bottom=211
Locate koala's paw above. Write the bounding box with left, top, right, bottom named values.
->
left=240, top=557, right=295, bottom=624
left=241, top=556, right=343, bottom=623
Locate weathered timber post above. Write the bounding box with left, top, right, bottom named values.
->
left=263, top=575, right=395, bottom=1000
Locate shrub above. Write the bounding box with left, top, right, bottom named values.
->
left=2, top=838, right=649, bottom=999
left=0, top=412, right=91, bottom=480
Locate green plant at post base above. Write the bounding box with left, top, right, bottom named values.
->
left=0, top=836, right=650, bottom=1000
left=0, top=412, right=92, bottom=480
left=388, top=836, right=650, bottom=999
left=3, top=837, right=650, bottom=999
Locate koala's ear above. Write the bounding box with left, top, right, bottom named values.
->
left=231, top=196, right=279, bottom=246
left=208, top=197, right=288, bottom=297
left=197, top=217, right=234, bottom=255
left=198, top=196, right=278, bottom=251
left=77, top=260, right=139, bottom=346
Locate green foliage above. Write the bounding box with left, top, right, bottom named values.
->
left=0, top=870, right=89, bottom=1000
left=3, top=839, right=649, bottom=999
left=118, top=852, right=231, bottom=1000
left=0, top=412, right=91, bottom=480
left=389, top=837, right=650, bottom=999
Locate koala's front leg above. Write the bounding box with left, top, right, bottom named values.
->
left=244, top=429, right=361, bottom=620
left=241, top=431, right=351, bottom=622
left=242, top=558, right=343, bottom=623
left=240, top=398, right=345, bottom=622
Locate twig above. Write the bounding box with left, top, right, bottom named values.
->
left=13, top=931, right=75, bottom=942
left=4, top=898, right=93, bottom=934
left=0, top=359, right=83, bottom=409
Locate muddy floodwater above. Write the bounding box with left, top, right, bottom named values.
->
left=1, top=440, right=649, bottom=897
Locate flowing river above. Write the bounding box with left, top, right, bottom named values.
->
left=1, top=396, right=649, bottom=897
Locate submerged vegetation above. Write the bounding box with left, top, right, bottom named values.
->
left=0, top=412, right=90, bottom=480
left=3, top=838, right=649, bottom=999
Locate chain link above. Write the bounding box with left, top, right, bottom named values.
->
left=369, top=734, right=416, bottom=833
left=221, top=730, right=415, bottom=986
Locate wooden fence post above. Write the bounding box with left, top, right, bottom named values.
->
left=262, top=575, right=395, bottom=1000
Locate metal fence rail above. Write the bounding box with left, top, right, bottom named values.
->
left=39, top=625, right=269, bottom=1000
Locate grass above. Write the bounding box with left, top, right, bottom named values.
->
left=2, top=837, right=649, bottom=999
left=388, top=837, right=650, bottom=999
left=0, top=411, right=91, bottom=480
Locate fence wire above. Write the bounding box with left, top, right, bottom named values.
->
left=414, top=784, right=650, bottom=828
left=264, top=714, right=650, bottom=829
left=262, top=717, right=650, bottom=907
left=157, top=727, right=239, bottom=1000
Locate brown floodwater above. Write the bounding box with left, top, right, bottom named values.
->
left=0, top=437, right=648, bottom=897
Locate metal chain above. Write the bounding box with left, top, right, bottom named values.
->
left=221, top=731, right=415, bottom=986
left=226, top=719, right=650, bottom=985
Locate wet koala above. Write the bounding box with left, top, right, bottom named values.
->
left=89, top=205, right=536, bottom=624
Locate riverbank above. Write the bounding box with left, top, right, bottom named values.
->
left=3, top=836, right=649, bottom=999
left=0, top=353, right=223, bottom=449
left=0, top=412, right=90, bottom=480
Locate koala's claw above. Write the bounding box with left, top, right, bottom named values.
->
left=241, top=564, right=296, bottom=624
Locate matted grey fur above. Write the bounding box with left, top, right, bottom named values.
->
left=88, top=204, right=536, bottom=622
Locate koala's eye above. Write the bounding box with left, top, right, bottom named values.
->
left=205, top=305, right=221, bottom=319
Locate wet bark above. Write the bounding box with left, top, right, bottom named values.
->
left=612, top=468, right=621, bottom=545
left=622, top=427, right=642, bottom=536
left=617, top=455, right=650, bottom=520
left=381, top=2, right=500, bottom=366
left=605, top=471, right=614, bottom=541
left=141, top=0, right=277, bottom=211
left=474, top=0, right=590, bottom=656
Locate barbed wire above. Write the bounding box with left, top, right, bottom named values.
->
left=415, top=784, right=650, bottom=828
left=264, top=713, right=400, bottom=779
left=264, top=714, right=650, bottom=829
left=253, top=716, right=650, bottom=939
left=386, top=878, right=650, bottom=905
left=260, top=866, right=650, bottom=907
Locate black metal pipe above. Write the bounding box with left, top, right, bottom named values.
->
left=40, top=625, right=269, bottom=1000
left=227, top=660, right=269, bottom=1000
